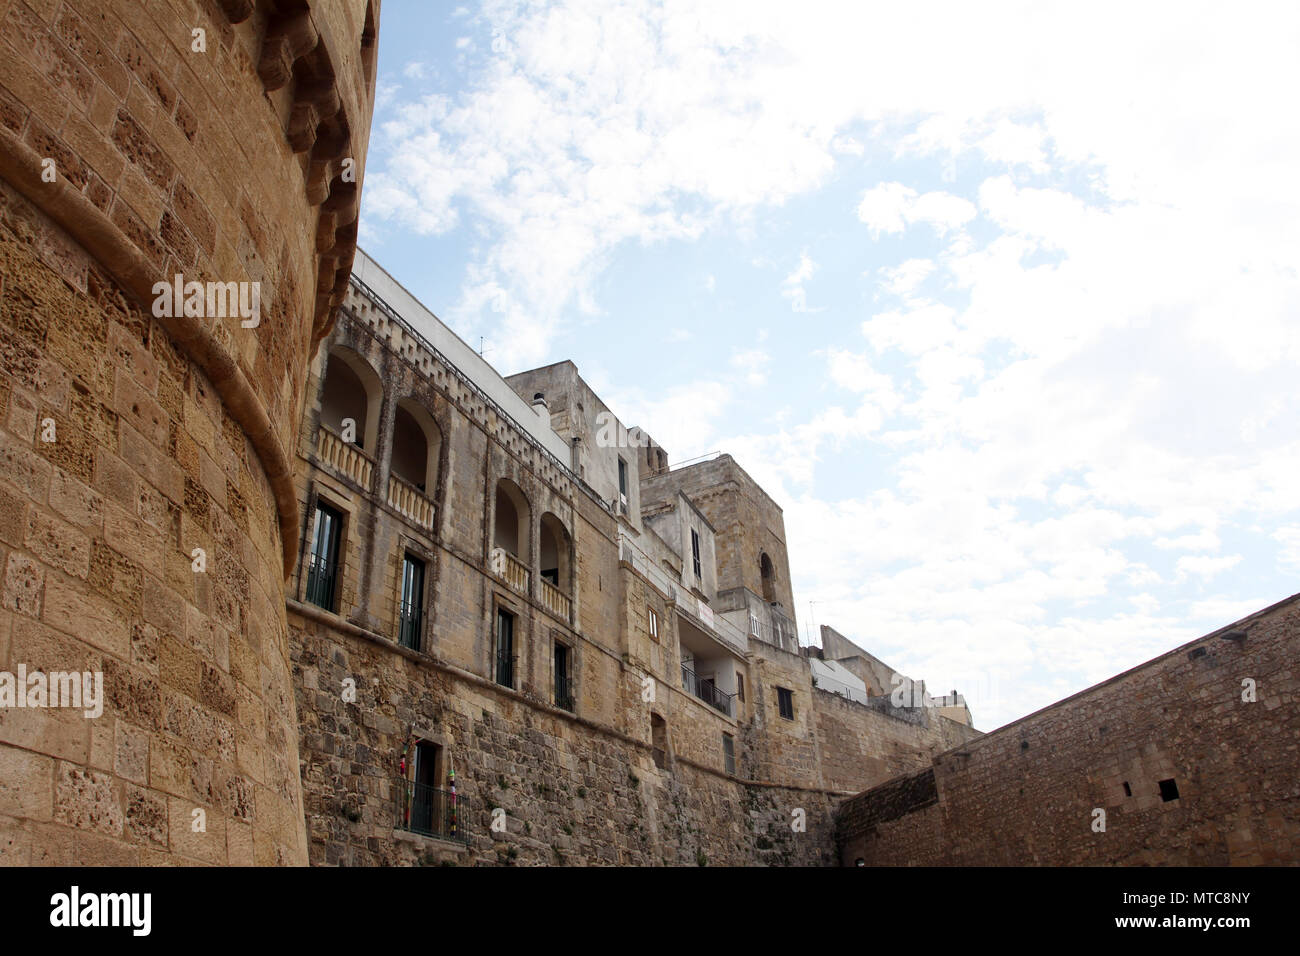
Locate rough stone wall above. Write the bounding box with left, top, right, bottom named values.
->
left=0, top=184, right=304, bottom=863
left=838, top=594, right=1300, bottom=865
left=0, top=0, right=377, bottom=865
left=291, top=608, right=839, bottom=866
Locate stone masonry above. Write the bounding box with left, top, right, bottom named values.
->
left=837, top=594, right=1300, bottom=865
left=0, top=0, right=378, bottom=865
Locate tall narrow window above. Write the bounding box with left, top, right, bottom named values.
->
left=776, top=686, right=794, bottom=720
left=736, top=672, right=745, bottom=703
left=618, top=457, right=628, bottom=498
left=305, top=502, right=342, bottom=611
left=648, top=606, right=659, bottom=642
left=650, top=714, right=667, bottom=770
left=691, top=529, right=701, bottom=578
left=399, top=554, right=425, bottom=650
left=495, top=609, right=515, bottom=688
left=407, top=741, right=444, bottom=837
left=722, top=733, right=735, bottom=775
left=554, top=641, right=573, bottom=711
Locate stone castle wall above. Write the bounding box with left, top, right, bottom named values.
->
left=289, top=285, right=982, bottom=866
left=0, top=0, right=376, bottom=865
left=837, top=593, right=1300, bottom=866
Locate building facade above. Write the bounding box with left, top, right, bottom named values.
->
left=287, top=250, right=979, bottom=865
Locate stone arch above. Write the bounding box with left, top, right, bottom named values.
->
left=391, top=397, right=441, bottom=492
left=539, top=512, right=572, bottom=592
left=760, top=551, right=777, bottom=604
left=319, top=345, right=382, bottom=452
left=493, top=478, right=530, bottom=562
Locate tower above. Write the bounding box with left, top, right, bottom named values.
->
left=0, top=0, right=378, bottom=864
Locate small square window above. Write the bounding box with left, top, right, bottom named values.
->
left=776, top=687, right=794, bottom=720
left=1158, top=778, right=1179, bottom=802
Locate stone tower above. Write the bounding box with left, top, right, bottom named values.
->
left=0, top=0, right=378, bottom=864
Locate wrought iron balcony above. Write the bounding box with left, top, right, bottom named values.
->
left=680, top=662, right=735, bottom=718
left=396, top=783, right=468, bottom=844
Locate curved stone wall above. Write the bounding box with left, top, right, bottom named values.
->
left=0, top=0, right=377, bottom=864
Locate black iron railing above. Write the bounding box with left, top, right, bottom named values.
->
left=555, top=672, right=574, bottom=711
left=495, top=652, right=517, bottom=689
left=680, top=663, right=735, bottom=717
left=305, top=553, right=337, bottom=611
left=398, top=605, right=422, bottom=650
left=396, top=783, right=467, bottom=844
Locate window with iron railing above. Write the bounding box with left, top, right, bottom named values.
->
left=305, top=502, right=342, bottom=611
left=398, top=553, right=424, bottom=650
left=495, top=609, right=515, bottom=688
left=397, top=782, right=467, bottom=844
left=554, top=642, right=573, bottom=711
left=680, top=661, right=735, bottom=718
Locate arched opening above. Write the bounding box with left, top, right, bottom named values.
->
left=493, top=479, right=529, bottom=561
left=650, top=713, right=668, bottom=770
left=390, top=399, right=440, bottom=492
left=319, top=347, right=381, bottom=452
left=760, top=552, right=777, bottom=603
left=539, top=512, right=571, bottom=592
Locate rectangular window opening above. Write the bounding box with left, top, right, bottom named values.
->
left=306, top=502, right=342, bottom=611
left=554, top=641, right=573, bottom=711
left=399, top=553, right=425, bottom=650
left=777, top=686, right=794, bottom=721
left=1158, top=778, right=1179, bottom=802
left=722, top=733, right=735, bottom=775
left=495, top=609, right=515, bottom=688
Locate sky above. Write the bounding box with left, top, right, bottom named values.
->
left=357, top=0, right=1300, bottom=730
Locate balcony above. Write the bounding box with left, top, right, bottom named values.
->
left=316, top=425, right=375, bottom=490
left=387, top=472, right=435, bottom=530
left=396, top=783, right=468, bottom=844
left=680, top=662, right=735, bottom=718
left=490, top=547, right=529, bottom=594
left=540, top=578, right=571, bottom=621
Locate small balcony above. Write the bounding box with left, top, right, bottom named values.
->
left=680, top=662, right=735, bottom=718
left=490, top=547, right=529, bottom=594
left=540, top=578, right=571, bottom=621
left=396, top=783, right=468, bottom=844
left=316, top=424, right=374, bottom=490
left=387, top=472, right=435, bottom=530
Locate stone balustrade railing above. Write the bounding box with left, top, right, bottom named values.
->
left=316, top=425, right=374, bottom=490
left=387, top=473, right=435, bottom=530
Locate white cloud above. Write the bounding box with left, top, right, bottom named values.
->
left=857, top=183, right=977, bottom=237
left=364, top=0, right=1300, bottom=728
left=780, top=253, right=819, bottom=312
